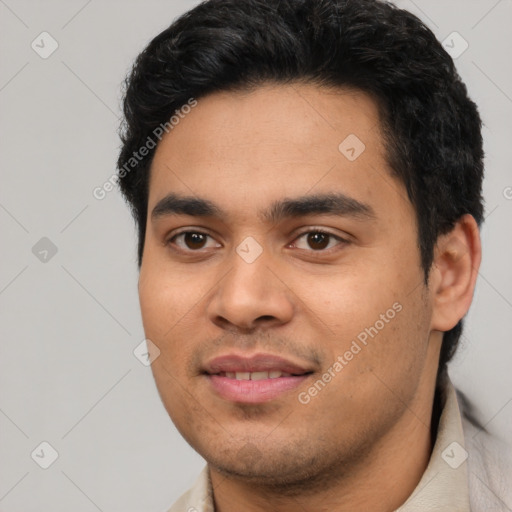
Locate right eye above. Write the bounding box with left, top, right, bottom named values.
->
left=167, top=231, right=222, bottom=252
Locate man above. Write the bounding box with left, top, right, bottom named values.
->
left=117, top=0, right=511, bottom=510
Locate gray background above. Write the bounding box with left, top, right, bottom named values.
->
left=0, top=0, right=511, bottom=510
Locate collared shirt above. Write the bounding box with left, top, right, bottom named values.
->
left=167, top=378, right=512, bottom=512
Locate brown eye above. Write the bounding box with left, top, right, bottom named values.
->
left=307, top=232, right=330, bottom=250
left=184, top=232, right=207, bottom=249
left=169, top=231, right=221, bottom=252
left=291, top=230, right=348, bottom=252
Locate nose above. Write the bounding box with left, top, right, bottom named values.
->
left=207, top=249, right=295, bottom=332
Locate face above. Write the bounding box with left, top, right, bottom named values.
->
left=138, top=83, right=440, bottom=488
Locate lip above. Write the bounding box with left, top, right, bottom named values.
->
left=203, top=353, right=313, bottom=375
left=203, top=353, right=314, bottom=403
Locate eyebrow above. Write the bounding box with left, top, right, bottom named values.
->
left=151, top=192, right=376, bottom=223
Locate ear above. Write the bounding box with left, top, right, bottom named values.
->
left=429, top=214, right=482, bottom=332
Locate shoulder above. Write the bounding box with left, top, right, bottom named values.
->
left=458, top=392, right=512, bottom=511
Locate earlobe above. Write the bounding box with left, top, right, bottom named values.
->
left=430, top=214, right=482, bottom=332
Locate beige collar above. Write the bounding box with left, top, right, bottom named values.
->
left=395, top=378, right=470, bottom=511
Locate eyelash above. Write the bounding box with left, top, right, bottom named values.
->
left=166, top=228, right=349, bottom=254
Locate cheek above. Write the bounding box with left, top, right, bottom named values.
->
left=297, top=266, right=404, bottom=336
left=139, top=269, right=197, bottom=417
left=149, top=358, right=195, bottom=444
left=336, top=289, right=431, bottom=409
left=138, top=261, right=201, bottom=340
left=297, top=260, right=429, bottom=384
left=138, top=268, right=199, bottom=409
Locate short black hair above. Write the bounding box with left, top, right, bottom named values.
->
left=117, top=0, right=484, bottom=374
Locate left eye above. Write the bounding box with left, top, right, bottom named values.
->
left=292, top=231, right=346, bottom=251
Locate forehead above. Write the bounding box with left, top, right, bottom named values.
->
left=152, top=83, right=383, bottom=164
left=147, top=83, right=408, bottom=226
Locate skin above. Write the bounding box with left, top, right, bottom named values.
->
left=138, top=83, right=481, bottom=512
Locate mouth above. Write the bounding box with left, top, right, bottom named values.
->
left=202, top=353, right=314, bottom=403
left=215, top=370, right=303, bottom=380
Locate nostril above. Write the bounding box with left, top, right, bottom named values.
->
left=256, top=315, right=276, bottom=322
